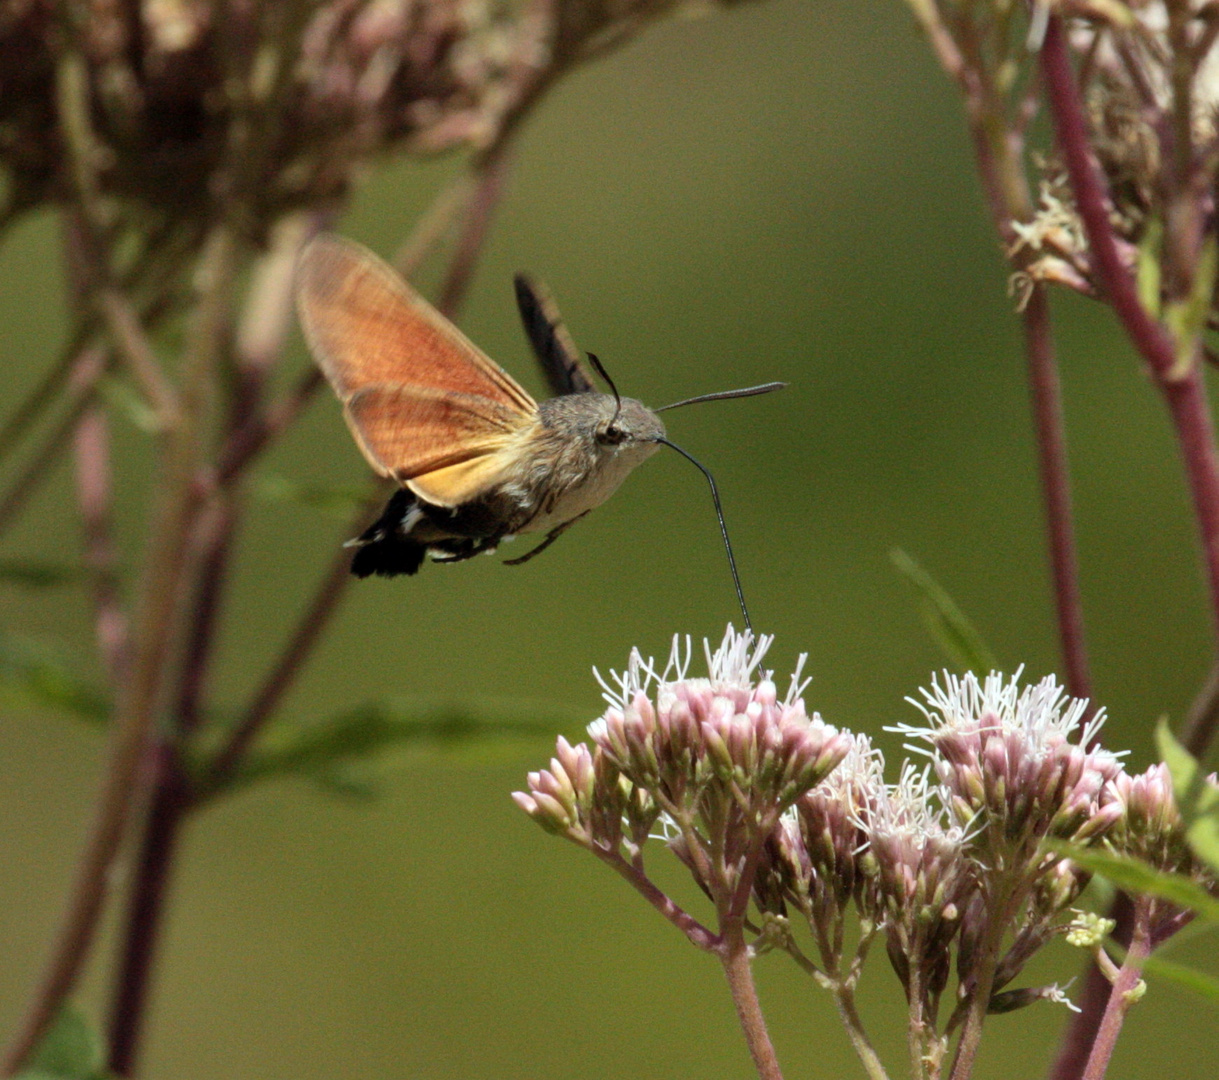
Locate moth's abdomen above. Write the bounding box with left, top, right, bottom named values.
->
left=348, top=489, right=429, bottom=577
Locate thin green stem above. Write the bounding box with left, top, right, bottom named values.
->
left=831, top=980, right=890, bottom=1080
left=947, top=879, right=1019, bottom=1080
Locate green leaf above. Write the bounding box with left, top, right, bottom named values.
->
left=890, top=548, right=997, bottom=674
left=18, top=1006, right=102, bottom=1080
left=0, top=630, right=109, bottom=723
left=197, top=697, right=567, bottom=802
left=0, top=560, right=84, bottom=589
left=253, top=475, right=371, bottom=519
left=1155, top=718, right=1219, bottom=873
left=1142, top=955, right=1219, bottom=1004
left=96, top=374, right=161, bottom=433
left=1047, top=841, right=1219, bottom=922
left=1136, top=218, right=1163, bottom=318
left=1164, top=234, right=1218, bottom=379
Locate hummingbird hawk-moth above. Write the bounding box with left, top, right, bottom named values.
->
left=295, top=235, right=782, bottom=625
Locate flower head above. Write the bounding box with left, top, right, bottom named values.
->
left=895, top=671, right=1124, bottom=858
left=518, top=628, right=852, bottom=918
left=589, top=627, right=851, bottom=827
left=762, top=732, right=886, bottom=920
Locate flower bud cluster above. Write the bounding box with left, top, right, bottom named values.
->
left=898, top=671, right=1125, bottom=865
left=1103, top=761, right=1200, bottom=872
left=866, top=766, right=975, bottom=1001
left=757, top=734, right=883, bottom=923
left=589, top=647, right=850, bottom=831
left=517, top=629, right=852, bottom=899
left=518, top=635, right=1212, bottom=1022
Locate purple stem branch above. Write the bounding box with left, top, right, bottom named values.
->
left=0, top=225, right=240, bottom=1076
left=202, top=507, right=377, bottom=789
left=719, top=920, right=784, bottom=1080
left=600, top=849, right=718, bottom=950
left=1042, top=17, right=1219, bottom=659
left=105, top=498, right=238, bottom=1075
left=1040, top=19, right=1219, bottom=1078
left=72, top=398, right=129, bottom=681
left=104, top=211, right=312, bottom=1073
left=1047, top=894, right=1135, bottom=1080
left=1023, top=285, right=1093, bottom=702
left=1080, top=903, right=1152, bottom=1080
left=912, top=4, right=1093, bottom=699
left=103, top=755, right=190, bottom=1077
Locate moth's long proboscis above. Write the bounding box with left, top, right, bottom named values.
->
left=656, top=436, right=751, bottom=632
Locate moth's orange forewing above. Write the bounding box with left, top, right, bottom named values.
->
left=296, top=236, right=539, bottom=505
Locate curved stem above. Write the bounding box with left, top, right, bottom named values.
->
left=599, top=849, right=718, bottom=950
left=719, top=921, right=784, bottom=1080
left=1080, top=903, right=1152, bottom=1080
left=1042, top=16, right=1219, bottom=670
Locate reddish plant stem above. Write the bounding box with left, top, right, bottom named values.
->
left=105, top=499, right=237, bottom=1075
left=1181, top=660, right=1219, bottom=754
left=214, top=367, right=322, bottom=487
left=1023, top=286, right=1093, bottom=703
left=72, top=399, right=129, bottom=681
left=601, top=850, right=718, bottom=950
left=104, top=214, right=310, bottom=1072
left=437, top=144, right=511, bottom=315
left=1040, top=19, right=1219, bottom=1080
left=203, top=506, right=378, bottom=789
left=1, top=225, right=240, bottom=1077
left=103, top=756, right=190, bottom=1077
left=912, top=6, right=1093, bottom=699
left=1042, top=17, right=1219, bottom=656
left=1047, top=893, right=1135, bottom=1080
left=1080, top=903, right=1152, bottom=1080
left=1040, top=20, right=1177, bottom=375
left=719, top=920, right=784, bottom=1080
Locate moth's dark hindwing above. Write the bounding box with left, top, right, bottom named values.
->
left=349, top=487, right=519, bottom=578
left=513, top=274, right=596, bottom=396
left=349, top=489, right=429, bottom=578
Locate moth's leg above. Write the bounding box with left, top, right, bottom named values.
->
left=503, top=512, right=590, bottom=567
left=429, top=537, right=500, bottom=564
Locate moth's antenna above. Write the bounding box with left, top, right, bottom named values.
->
left=656, top=381, right=787, bottom=413
left=656, top=436, right=751, bottom=632
left=586, top=352, right=622, bottom=429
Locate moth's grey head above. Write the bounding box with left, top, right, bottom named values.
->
left=541, top=393, right=666, bottom=456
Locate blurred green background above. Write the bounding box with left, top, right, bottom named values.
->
left=0, top=0, right=1215, bottom=1076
